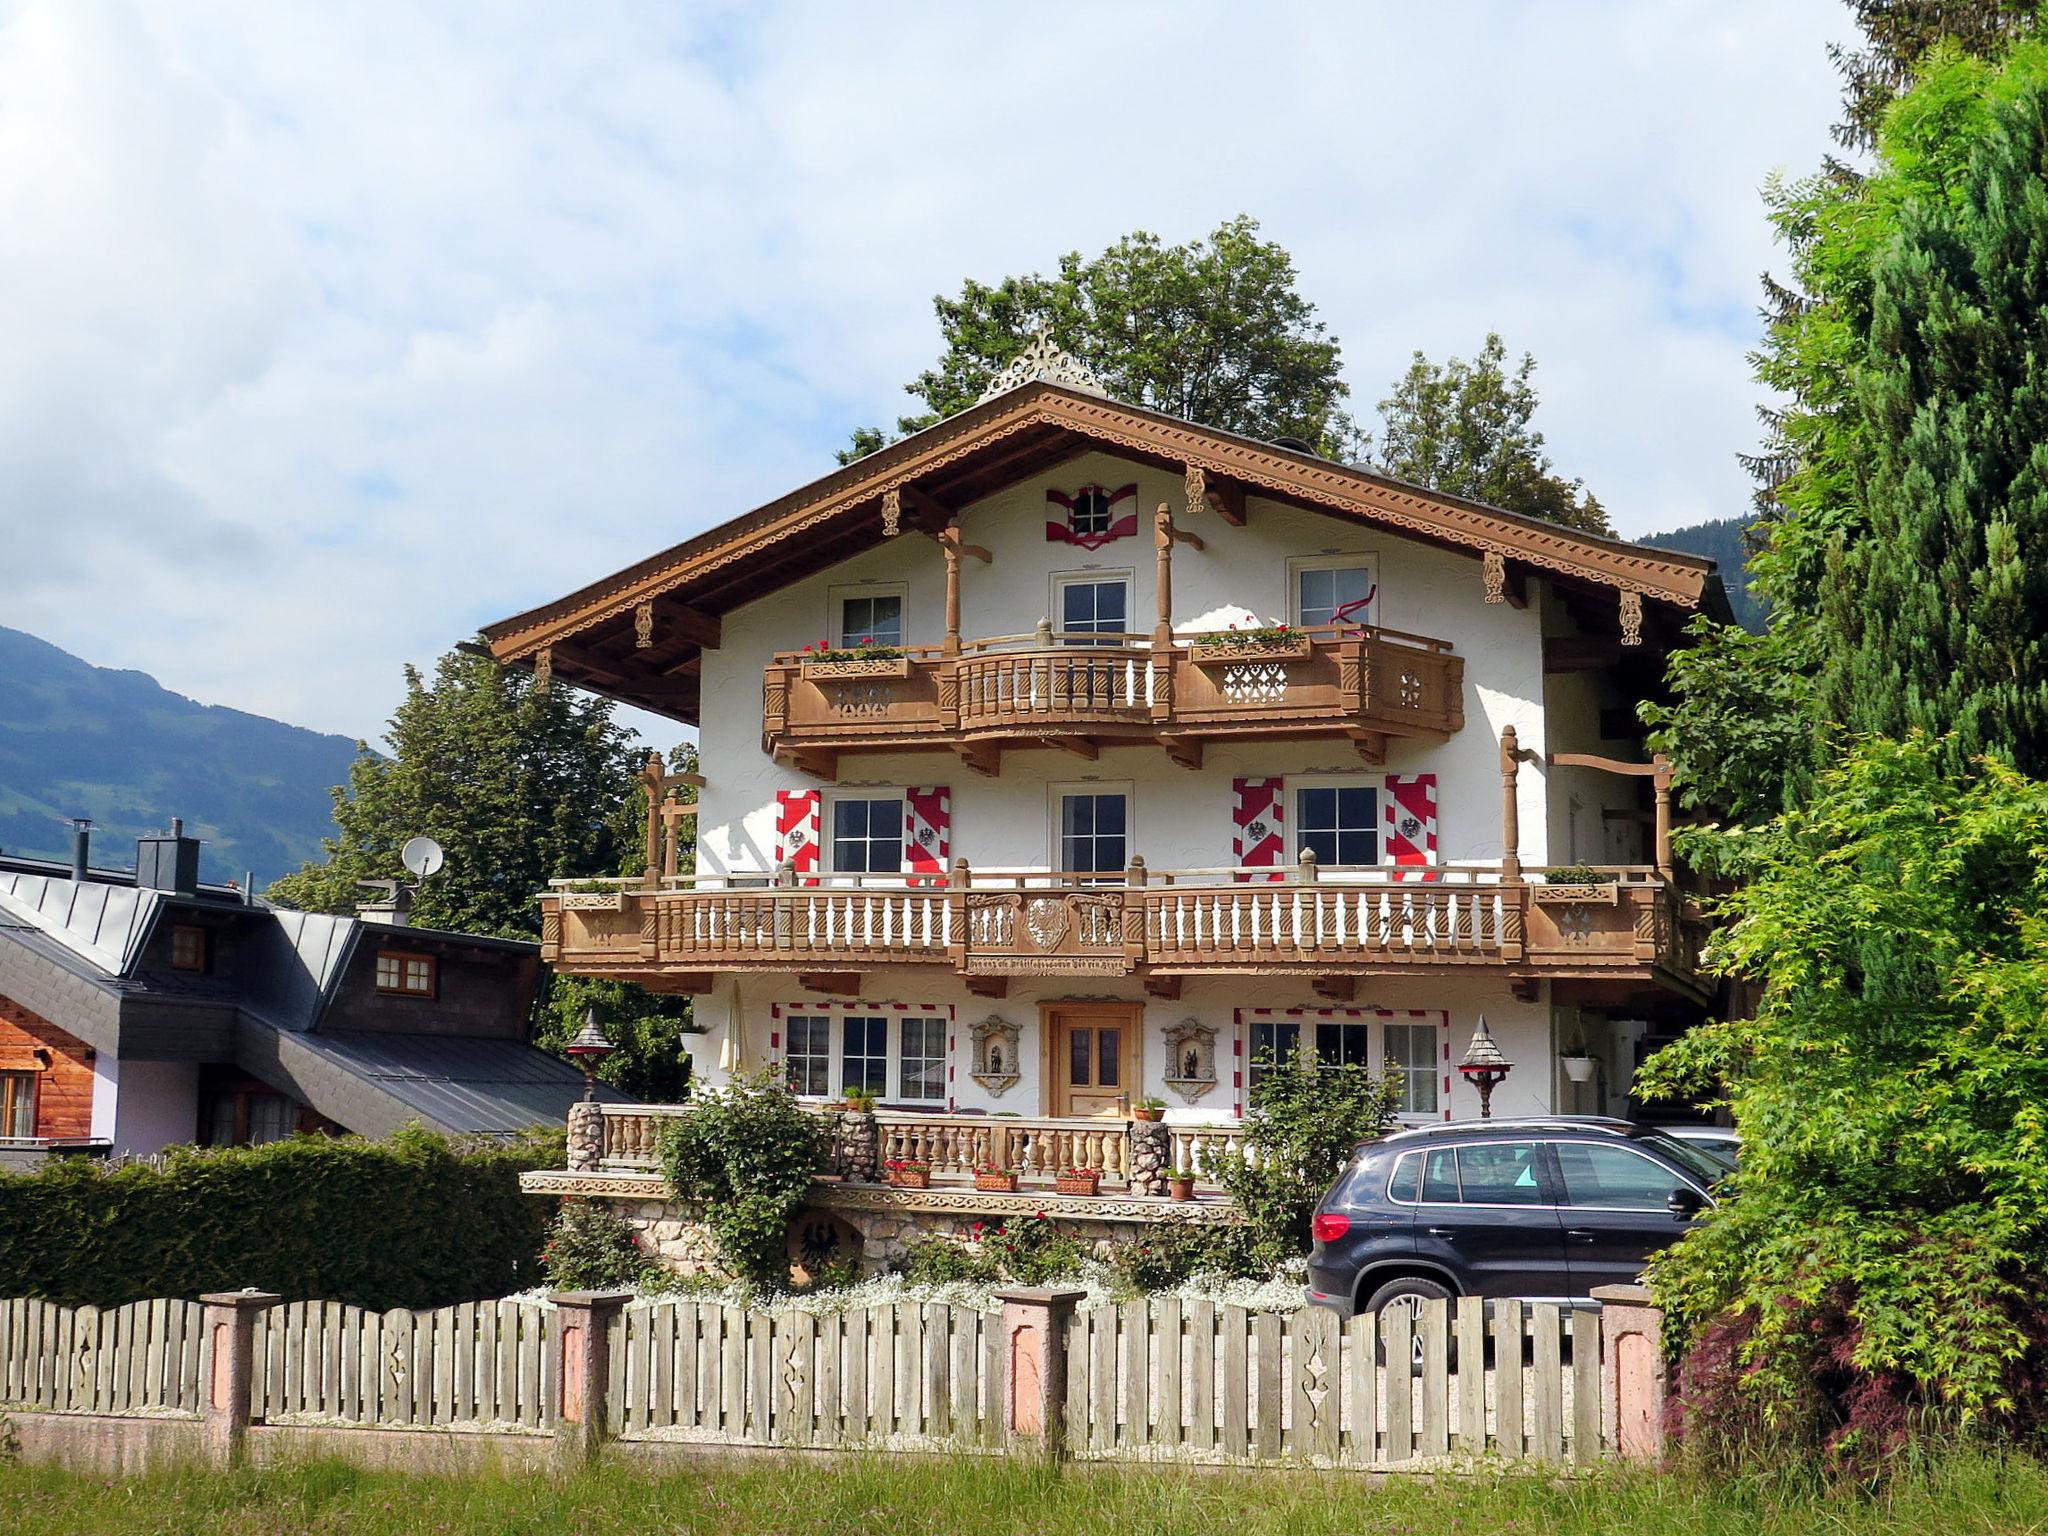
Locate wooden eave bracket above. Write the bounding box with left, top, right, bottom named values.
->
left=966, top=975, right=1009, bottom=999
left=1348, top=729, right=1389, bottom=766
left=1156, top=734, right=1203, bottom=770
left=798, top=972, right=862, bottom=996
left=1143, top=973, right=1183, bottom=1000
left=1311, top=976, right=1355, bottom=1003
left=954, top=741, right=1002, bottom=777
left=1186, top=463, right=1247, bottom=526
left=1482, top=549, right=1527, bottom=608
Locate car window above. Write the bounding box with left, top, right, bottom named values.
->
left=1421, top=1148, right=1460, bottom=1202
left=1454, top=1143, right=1546, bottom=1205
left=1556, top=1143, right=1689, bottom=1210
left=1636, top=1132, right=1729, bottom=1185
left=1387, top=1152, right=1421, bottom=1202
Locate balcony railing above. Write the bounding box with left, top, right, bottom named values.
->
left=762, top=625, right=1465, bottom=773
left=540, top=861, right=1704, bottom=986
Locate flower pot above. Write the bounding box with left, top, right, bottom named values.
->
left=800, top=656, right=911, bottom=681
left=1561, top=1054, right=1598, bottom=1084
left=975, top=1172, right=1020, bottom=1193
left=1167, top=1175, right=1196, bottom=1202
left=887, top=1167, right=931, bottom=1190
left=1055, top=1173, right=1101, bottom=1197
left=1133, top=1106, right=1163, bottom=1123
left=1188, top=635, right=1313, bottom=666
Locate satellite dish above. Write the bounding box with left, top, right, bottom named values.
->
left=401, top=836, right=445, bottom=881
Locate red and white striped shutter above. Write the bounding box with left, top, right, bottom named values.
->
left=775, top=789, right=822, bottom=884
left=1384, top=774, right=1438, bottom=879
left=904, top=786, right=951, bottom=884
left=1233, top=777, right=1285, bottom=882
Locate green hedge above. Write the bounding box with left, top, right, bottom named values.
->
left=0, top=1126, right=561, bottom=1309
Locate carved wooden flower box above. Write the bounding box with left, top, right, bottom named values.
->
left=1532, top=882, right=1618, bottom=906
left=1054, top=1172, right=1101, bottom=1196
left=1188, top=635, right=1313, bottom=666
left=974, top=1171, right=1020, bottom=1193
left=557, top=890, right=626, bottom=911
left=800, top=656, right=911, bottom=681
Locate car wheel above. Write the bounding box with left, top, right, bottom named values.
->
left=1362, top=1276, right=1456, bottom=1372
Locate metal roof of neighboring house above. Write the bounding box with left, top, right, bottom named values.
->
left=0, top=872, right=159, bottom=975
left=282, top=1030, right=624, bottom=1137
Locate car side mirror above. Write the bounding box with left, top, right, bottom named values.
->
left=1667, top=1186, right=1705, bottom=1218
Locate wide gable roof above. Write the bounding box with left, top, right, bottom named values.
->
left=478, top=380, right=1727, bottom=723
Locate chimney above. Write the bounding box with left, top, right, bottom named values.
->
left=69, top=818, right=92, bottom=882
left=135, top=817, right=202, bottom=896
left=355, top=878, right=412, bottom=926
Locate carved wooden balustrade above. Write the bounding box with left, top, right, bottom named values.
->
left=761, top=625, right=1464, bottom=773
left=540, top=864, right=1703, bottom=989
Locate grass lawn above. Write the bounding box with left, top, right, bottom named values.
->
left=3, top=1451, right=2047, bottom=1536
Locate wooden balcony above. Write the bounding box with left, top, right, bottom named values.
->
left=539, top=862, right=1705, bottom=997
left=761, top=625, right=1465, bottom=775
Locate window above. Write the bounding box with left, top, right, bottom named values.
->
left=1054, top=575, right=1129, bottom=645
left=246, top=1094, right=297, bottom=1145
left=899, top=1016, right=946, bottom=1101
left=836, top=591, right=903, bottom=648
left=1068, top=487, right=1115, bottom=539
left=1247, top=1020, right=1300, bottom=1091
left=830, top=797, right=903, bottom=876
left=842, top=1015, right=888, bottom=1095
left=1384, top=1023, right=1439, bottom=1116
left=1059, top=791, right=1127, bottom=874
left=1556, top=1143, right=1688, bottom=1210
left=202, top=1085, right=308, bottom=1147
left=1315, top=1020, right=1370, bottom=1068
left=169, top=924, right=207, bottom=972
left=1295, top=784, right=1378, bottom=867
left=1294, top=560, right=1376, bottom=629
left=1, top=1072, right=34, bottom=1139
left=1455, top=1142, right=1547, bottom=1205
left=374, top=951, right=436, bottom=997
left=1421, top=1147, right=1460, bottom=1202
left=785, top=1014, right=832, bottom=1097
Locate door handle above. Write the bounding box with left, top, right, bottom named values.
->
left=1425, top=1226, right=1456, bottom=1239
left=1565, top=1228, right=1597, bottom=1241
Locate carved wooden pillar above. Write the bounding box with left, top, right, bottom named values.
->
left=1153, top=504, right=1175, bottom=650
left=660, top=799, right=689, bottom=879
left=641, top=752, right=666, bottom=891
left=943, top=537, right=963, bottom=658
left=1651, top=752, right=1674, bottom=880
left=1500, top=726, right=1523, bottom=883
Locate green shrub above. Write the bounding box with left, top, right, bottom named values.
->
left=657, top=1068, right=825, bottom=1291
left=1210, top=1058, right=1401, bottom=1272
left=0, top=1126, right=559, bottom=1308
left=896, top=1214, right=1088, bottom=1287
left=1102, top=1222, right=1249, bottom=1296
left=898, top=1235, right=997, bottom=1286
left=539, top=1199, right=661, bottom=1291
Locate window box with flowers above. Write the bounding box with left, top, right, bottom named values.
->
left=974, top=1164, right=1020, bottom=1193
left=1187, top=623, right=1314, bottom=666
left=885, top=1159, right=932, bottom=1189
left=1532, top=864, right=1620, bottom=905
left=1054, top=1166, right=1101, bottom=1196
left=798, top=639, right=911, bottom=681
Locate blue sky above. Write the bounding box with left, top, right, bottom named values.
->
left=0, top=1, right=1845, bottom=744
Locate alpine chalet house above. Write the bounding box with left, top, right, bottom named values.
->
left=483, top=340, right=1722, bottom=1255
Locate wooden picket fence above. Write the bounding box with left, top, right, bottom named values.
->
left=0, top=1292, right=1611, bottom=1467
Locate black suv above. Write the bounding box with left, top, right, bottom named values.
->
left=1305, top=1118, right=1723, bottom=1319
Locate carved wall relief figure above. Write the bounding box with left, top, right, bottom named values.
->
left=1162, top=1018, right=1217, bottom=1104
left=971, top=1014, right=1022, bottom=1096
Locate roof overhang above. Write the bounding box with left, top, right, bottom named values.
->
left=479, top=382, right=1728, bottom=723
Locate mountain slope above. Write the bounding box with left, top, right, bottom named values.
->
left=0, top=627, right=363, bottom=888
left=1637, top=514, right=1765, bottom=632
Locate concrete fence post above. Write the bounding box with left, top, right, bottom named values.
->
left=551, top=1290, right=631, bottom=1471
left=199, top=1289, right=280, bottom=1467
left=1590, top=1283, right=1667, bottom=1461
left=995, top=1286, right=1086, bottom=1461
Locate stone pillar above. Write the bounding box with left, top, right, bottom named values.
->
left=552, top=1290, right=631, bottom=1470
left=200, top=1289, right=280, bottom=1467
left=995, top=1287, right=1086, bottom=1460
left=1591, top=1284, right=1667, bottom=1462
left=566, top=1101, right=603, bottom=1172
left=838, top=1107, right=879, bottom=1182
left=1128, top=1119, right=1169, bottom=1197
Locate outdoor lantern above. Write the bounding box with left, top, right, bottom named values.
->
left=565, top=1007, right=616, bottom=1102
left=1458, top=1015, right=1513, bottom=1120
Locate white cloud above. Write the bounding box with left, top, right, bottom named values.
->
left=0, top=0, right=1844, bottom=740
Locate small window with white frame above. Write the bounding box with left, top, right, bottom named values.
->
left=1384, top=1022, right=1440, bottom=1116
left=1054, top=785, right=1129, bottom=876
left=828, top=793, right=905, bottom=877
left=1051, top=572, right=1131, bottom=646
left=1290, top=556, right=1377, bottom=630
left=785, top=1014, right=832, bottom=1097
left=1293, top=780, right=1379, bottom=868
left=374, top=951, right=436, bottom=997
left=1244, top=1012, right=1441, bottom=1119
left=831, top=584, right=906, bottom=649
left=899, top=1015, right=946, bottom=1101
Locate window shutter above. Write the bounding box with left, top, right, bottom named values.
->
left=1384, top=774, right=1438, bottom=878
left=904, top=786, right=951, bottom=884
left=1233, top=777, right=1285, bottom=882
left=775, top=789, right=822, bottom=885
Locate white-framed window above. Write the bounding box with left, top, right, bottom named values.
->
left=1384, top=1022, right=1439, bottom=1116
left=1051, top=571, right=1131, bottom=646
left=1289, top=555, right=1377, bottom=630
left=780, top=1005, right=952, bottom=1103
left=829, top=583, right=906, bottom=648
left=1293, top=780, right=1380, bottom=867
left=828, top=793, right=904, bottom=876
left=1054, top=784, right=1129, bottom=875
left=374, top=951, right=436, bottom=997
left=1243, top=1010, right=1443, bottom=1119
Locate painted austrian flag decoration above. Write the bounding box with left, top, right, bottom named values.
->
left=904, top=786, right=952, bottom=884
left=1045, top=483, right=1139, bottom=549
left=1384, top=774, right=1438, bottom=874
left=774, top=789, right=821, bottom=884
left=1233, top=777, right=1285, bottom=881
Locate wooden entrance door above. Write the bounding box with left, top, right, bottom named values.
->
left=1044, top=1004, right=1140, bottom=1119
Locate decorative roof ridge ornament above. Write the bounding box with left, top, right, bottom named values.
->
left=974, top=326, right=1113, bottom=405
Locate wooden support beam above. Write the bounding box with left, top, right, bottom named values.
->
left=1348, top=729, right=1389, bottom=766
left=1143, top=973, right=1183, bottom=1000
left=639, top=973, right=714, bottom=996
left=954, top=741, right=1002, bottom=778
left=966, top=975, right=1009, bottom=999
left=1543, top=636, right=1622, bottom=673
left=787, top=748, right=838, bottom=781
left=1510, top=977, right=1542, bottom=1004
left=900, top=485, right=957, bottom=534
left=655, top=600, right=723, bottom=649
left=1157, top=735, right=1203, bottom=771
left=1205, top=478, right=1248, bottom=527
left=1044, top=734, right=1098, bottom=760
left=798, top=972, right=862, bottom=997
left=1311, top=976, right=1355, bottom=1003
